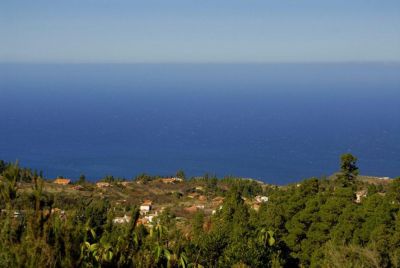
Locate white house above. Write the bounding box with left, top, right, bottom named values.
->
left=255, top=195, right=269, bottom=203
left=378, top=177, right=390, bottom=180
left=140, top=200, right=152, bottom=214
left=355, top=190, right=367, bottom=203
left=113, top=214, right=131, bottom=224
left=160, top=177, right=183, bottom=184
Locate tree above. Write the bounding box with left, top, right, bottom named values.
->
left=337, top=153, right=359, bottom=187
left=0, top=160, right=8, bottom=174
left=176, top=169, right=186, bottom=180
left=78, top=174, right=86, bottom=185
left=0, top=161, right=20, bottom=208
left=192, top=211, right=205, bottom=239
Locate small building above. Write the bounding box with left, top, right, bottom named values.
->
left=355, top=190, right=367, bottom=203
left=53, top=178, right=71, bottom=185
left=140, top=200, right=152, bottom=214
left=255, top=196, right=269, bottom=203
left=113, top=214, right=131, bottom=224
left=160, top=177, right=183, bottom=184
left=96, top=182, right=111, bottom=188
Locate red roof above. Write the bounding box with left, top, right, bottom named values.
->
left=54, top=178, right=71, bottom=185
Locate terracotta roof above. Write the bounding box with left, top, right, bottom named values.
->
left=53, top=178, right=71, bottom=185
left=96, top=182, right=111, bottom=188
left=142, top=200, right=152, bottom=206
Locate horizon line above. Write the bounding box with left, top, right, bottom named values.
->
left=1, top=60, right=400, bottom=65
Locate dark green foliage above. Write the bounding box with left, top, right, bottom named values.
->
left=78, top=174, right=86, bottom=184
left=1, top=158, right=400, bottom=267
left=134, top=173, right=155, bottom=184
left=337, top=153, right=359, bottom=187
left=0, top=160, right=9, bottom=173
left=175, top=169, right=186, bottom=180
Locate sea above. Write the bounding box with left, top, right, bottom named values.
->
left=0, top=63, right=399, bottom=184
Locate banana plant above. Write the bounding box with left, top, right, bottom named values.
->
left=178, top=251, right=189, bottom=268
left=80, top=233, right=114, bottom=265
left=97, top=237, right=114, bottom=263
left=258, top=228, right=275, bottom=247
left=150, top=223, right=167, bottom=243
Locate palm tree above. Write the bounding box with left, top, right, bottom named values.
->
left=0, top=161, right=20, bottom=209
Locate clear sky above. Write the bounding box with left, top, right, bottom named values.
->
left=1, top=0, right=399, bottom=63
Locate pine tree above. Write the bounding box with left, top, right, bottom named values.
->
left=337, top=153, right=359, bottom=187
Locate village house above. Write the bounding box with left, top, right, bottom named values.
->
left=53, top=178, right=71, bottom=185
left=113, top=214, right=131, bottom=224
left=140, top=200, right=152, bottom=214
left=120, top=181, right=131, bottom=187
left=96, top=182, right=111, bottom=188
left=160, top=177, right=183, bottom=184
left=355, top=190, right=367, bottom=203
left=255, top=195, right=269, bottom=203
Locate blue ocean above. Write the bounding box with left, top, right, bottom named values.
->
left=0, top=63, right=399, bottom=184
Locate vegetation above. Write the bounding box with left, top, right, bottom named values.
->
left=0, top=155, right=399, bottom=267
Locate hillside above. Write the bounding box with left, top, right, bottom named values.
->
left=13, top=173, right=394, bottom=224
left=1, top=156, right=400, bottom=267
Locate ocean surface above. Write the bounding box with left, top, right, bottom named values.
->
left=0, top=63, right=399, bottom=184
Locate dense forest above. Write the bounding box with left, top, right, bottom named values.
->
left=0, top=155, right=399, bottom=267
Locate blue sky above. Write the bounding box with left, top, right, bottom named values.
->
left=1, top=0, right=399, bottom=63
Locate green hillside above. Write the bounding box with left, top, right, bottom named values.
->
left=0, top=155, right=399, bottom=267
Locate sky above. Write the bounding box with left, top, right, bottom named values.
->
left=1, top=0, right=400, bottom=63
